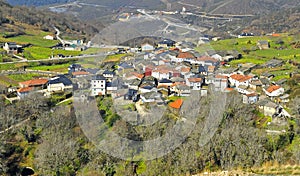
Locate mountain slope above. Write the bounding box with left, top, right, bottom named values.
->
left=0, top=0, right=99, bottom=38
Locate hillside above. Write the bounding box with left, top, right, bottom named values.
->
left=0, top=0, right=99, bottom=39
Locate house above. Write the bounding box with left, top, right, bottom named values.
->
left=174, top=84, right=190, bottom=97
left=258, top=99, right=278, bottom=117
left=229, top=74, right=252, bottom=87
left=257, top=40, right=270, bottom=50
left=47, top=75, right=73, bottom=92
left=85, top=68, right=100, bottom=75
left=17, top=87, right=34, bottom=99
left=249, top=79, right=263, bottom=90
left=264, top=85, right=284, bottom=97
left=141, top=43, right=154, bottom=52
left=68, top=64, right=83, bottom=75
left=91, top=75, right=106, bottom=96
left=209, top=75, right=228, bottom=92
left=158, top=79, right=173, bottom=87
left=196, top=56, right=219, bottom=66
left=243, top=93, right=259, bottom=104
left=263, top=59, right=284, bottom=68
left=139, top=85, right=157, bottom=94
left=19, top=78, right=48, bottom=89
left=118, top=62, right=134, bottom=74
left=124, top=89, right=139, bottom=101
left=103, top=70, right=115, bottom=81
left=43, top=34, right=56, bottom=40
left=3, top=42, right=21, bottom=54
left=186, top=77, right=203, bottom=90
left=140, top=92, right=161, bottom=103
left=173, top=52, right=196, bottom=63
left=158, top=39, right=176, bottom=48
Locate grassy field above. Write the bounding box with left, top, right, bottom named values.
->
left=23, top=46, right=81, bottom=60
left=104, top=53, right=127, bottom=62
left=196, top=35, right=300, bottom=65
left=7, top=73, right=46, bottom=82
left=9, top=35, right=58, bottom=47
left=29, top=63, right=70, bottom=73
left=82, top=47, right=113, bottom=54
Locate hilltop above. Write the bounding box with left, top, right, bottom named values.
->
left=0, top=0, right=99, bottom=39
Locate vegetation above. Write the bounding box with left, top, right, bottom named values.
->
left=0, top=92, right=299, bottom=175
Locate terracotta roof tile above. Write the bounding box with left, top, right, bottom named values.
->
left=169, top=99, right=183, bottom=109
left=17, top=87, right=34, bottom=93
left=230, top=74, right=252, bottom=82
left=188, top=78, right=202, bottom=82
left=72, top=71, right=90, bottom=76
left=177, top=52, right=195, bottom=59
left=19, top=78, right=48, bottom=87
left=266, top=85, right=281, bottom=93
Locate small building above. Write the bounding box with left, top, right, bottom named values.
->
left=186, top=77, right=203, bottom=90
left=43, top=34, right=56, bottom=40
left=264, top=85, right=284, bottom=97
left=47, top=75, right=73, bottom=92
left=68, top=64, right=83, bottom=75
left=257, top=40, right=270, bottom=50
left=258, top=100, right=278, bottom=117
left=19, top=78, right=48, bottom=89
left=3, top=42, right=21, bottom=54
left=17, top=87, right=34, bottom=99
left=103, top=70, right=115, bottom=82
left=157, top=39, right=176, bottom=48
left=91, top=75, right=106, bottom=96
left=141, top=43, right=154, bottom=52
left=243, top=93, right=259, bottom=104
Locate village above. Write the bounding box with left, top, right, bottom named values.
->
left=1, top=34, right=296, bottom=127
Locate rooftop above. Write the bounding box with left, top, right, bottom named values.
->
left=169, top=99, right=183, bottom=109
left=19, top=78, right=48, bottom=87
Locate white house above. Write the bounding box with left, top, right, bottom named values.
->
left=186, top=78, right=203, bottom=90
left=264, top=85, right=284, bottom=97
left=141, top=43, right=154, bottom=52
left=47, top=75, right=73, bottom=92
left=43, top=34, right=56, bottom=40
left=229, top=74, right=252, bottom=87
left=91, top=75, right=106, bottom=96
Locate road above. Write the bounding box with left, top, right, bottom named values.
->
left=53, top=26, right=65, bottom=45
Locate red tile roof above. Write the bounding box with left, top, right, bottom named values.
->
left=246, top=93, right=258, bottom=97
left=188, top=78, right=202, bottom=83
left=197, top=56, right=218, bottom=62
left=18, top=87, right=34, bottom=93
left=177, top=52, right=195, bottom=59
left=216, top=75, right=228, bottom=79
left=72, top=71, right=90, bottom=76
left=19, top=78, right=48, bottom=87
left=169, top=99, right=183, bottom=109
left=181, top=67, right=191, bottom=73
left=132, top=72, right=144, bottom=79
left=230, top=74, right=252, bottom=82
left=266, top=85, right=281, bottom=93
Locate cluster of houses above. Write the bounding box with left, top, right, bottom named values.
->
left=4, top=36, right=292, bottom=120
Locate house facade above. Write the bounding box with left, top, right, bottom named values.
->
left=91, top=75, right=106, bottom=96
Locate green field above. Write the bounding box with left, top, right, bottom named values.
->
left=196, top=35, right=300, bottom=66
left=23, top=46, right=81, bottom=60
left=29, top=63, right=70, bottom=73
left=9, top=35, right=58, bottom=47
left=7, top=73, right=46, bottom=82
